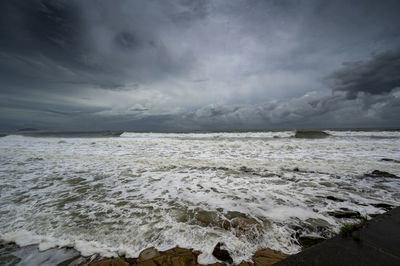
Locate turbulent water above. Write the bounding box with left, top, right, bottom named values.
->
left=1, top=130, right=400, bottom=264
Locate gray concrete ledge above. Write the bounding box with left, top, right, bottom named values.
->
left=275, top=207, right=400, bottom=266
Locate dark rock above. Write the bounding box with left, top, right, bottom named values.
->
left=294, top=130, right=330, bottom=139
left=88, top=257, right=129, bottom=266
left=195, top=210, right=217, bottom=227
left=212, top=242, right=233, bottom=264
left=371, top=203, right=394, bottom=211
left=252, top=248, right=290, bottom=265
left=328, top=210, right=361, bottom=219
left=221, top=220, right=231, bottom=230
left=57, top=255, right=86, bottom=266
left=239, top=166, right=253, bottom=173
left=231, top=217, right=263, bottom=239
left=290, top=218, right=332, bottom=242
left=351, top=200, right=369, bottom=206
left=138, top=247, right=160, bottom=261
left=293, top=167, right=300, bottom=172
left=298, top=235, right=326, bottom=248
left=225, top=211, right=248, bottom=220
left=368, top=213, right=382, bottom=218
left=380, top=158, right=400, bottom=163
left=0, top=242, right=21, bottom=265
left=222, top=212, right=264, bottom=238
left=326, top=196, right=345, bottom=202
left=124, top=257, right=138, bottom=264
left=155, top=247, right=200, bottom=266
left=365, top=170, right=399, bottom=179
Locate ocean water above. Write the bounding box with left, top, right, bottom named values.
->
left=0, top=131, right=400, bottom=264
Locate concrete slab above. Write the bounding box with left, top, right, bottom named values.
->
left=275, top=207, right=400, bottom=266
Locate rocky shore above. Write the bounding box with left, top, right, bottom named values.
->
left=66, top=246, right=289, bottom=266
left=76, top=246, right=288, bottom=266
left=0, top=243, right=289, bottom=266
left=61, top=206, right=400, bottom=265
left=1, top=202, right=397, bottom=266
left=2, top=191, right=398, bottom=266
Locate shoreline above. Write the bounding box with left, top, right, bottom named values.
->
left=0, top=242, right=290, bottom=266
left=1, top=208, right=399, bottom=265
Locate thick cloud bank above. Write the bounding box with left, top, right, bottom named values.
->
left=328, top=50, right=400, bottom=98
left=0, top=0, right=399, bottom=130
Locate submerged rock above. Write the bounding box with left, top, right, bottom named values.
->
left=232, top=217, right=263, bottom=232
left=0, top=242, right=21, bottom=265
left=380, top=158, right=400, bottom=163
left=212, top=242, right=233, bottom=264
left=294, top=130, right=329, bottom=139
left=251, top=248, right=289, bottom=265
left=298, top=235, right=326, bottom=248
left=290, top=217, right=332, bottom=246
left=326, top=196, right=345, bottom=202
left=328, top=209, right=361, bottom=219
left=371, top=203, right=394, bottom=211
left=231, top=217, right=264, bottom=239
left=195, top=210, right=219, bottom=227
left=194, top=210, right=233, bottom=231
left=365, top=170, right=399, bottom=179
left=192, top=210, right=264, bottom=240
left=239, top=166, right=254, bottom=173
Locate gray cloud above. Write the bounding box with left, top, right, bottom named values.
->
left=327, top=49, right=400, bottom=98
left=167, top=89, right=400, bottom=131
left=0, top=0, right=199, bottom=91
left=0, top=0, right=400, bottom=131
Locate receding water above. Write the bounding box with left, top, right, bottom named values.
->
left=0, top=131, right=400, bottom=264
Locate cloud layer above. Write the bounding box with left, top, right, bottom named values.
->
left=0, top=0, right=400, bottom=131
left=327, top=49, right=400, bottom=98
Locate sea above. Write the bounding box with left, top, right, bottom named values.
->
left=0, top=130, right=400, bottom=264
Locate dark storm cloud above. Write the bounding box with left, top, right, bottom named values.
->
left=327, top=49, right=400, bottom=98
left=0, top=0, right=200, bottom=91
left=0, top=0, right=400, bottom=131
left=0, top=0, right=88, bottom=88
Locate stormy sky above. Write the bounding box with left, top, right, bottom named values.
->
left=1, top=0, right=400, bottom=131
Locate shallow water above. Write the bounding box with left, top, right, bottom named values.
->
left=0, top=131, right=400, bottom=264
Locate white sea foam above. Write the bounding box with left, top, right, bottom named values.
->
left=325, top=130, right=400, bottom=138
left=0, top=131, right=400, bottom=264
